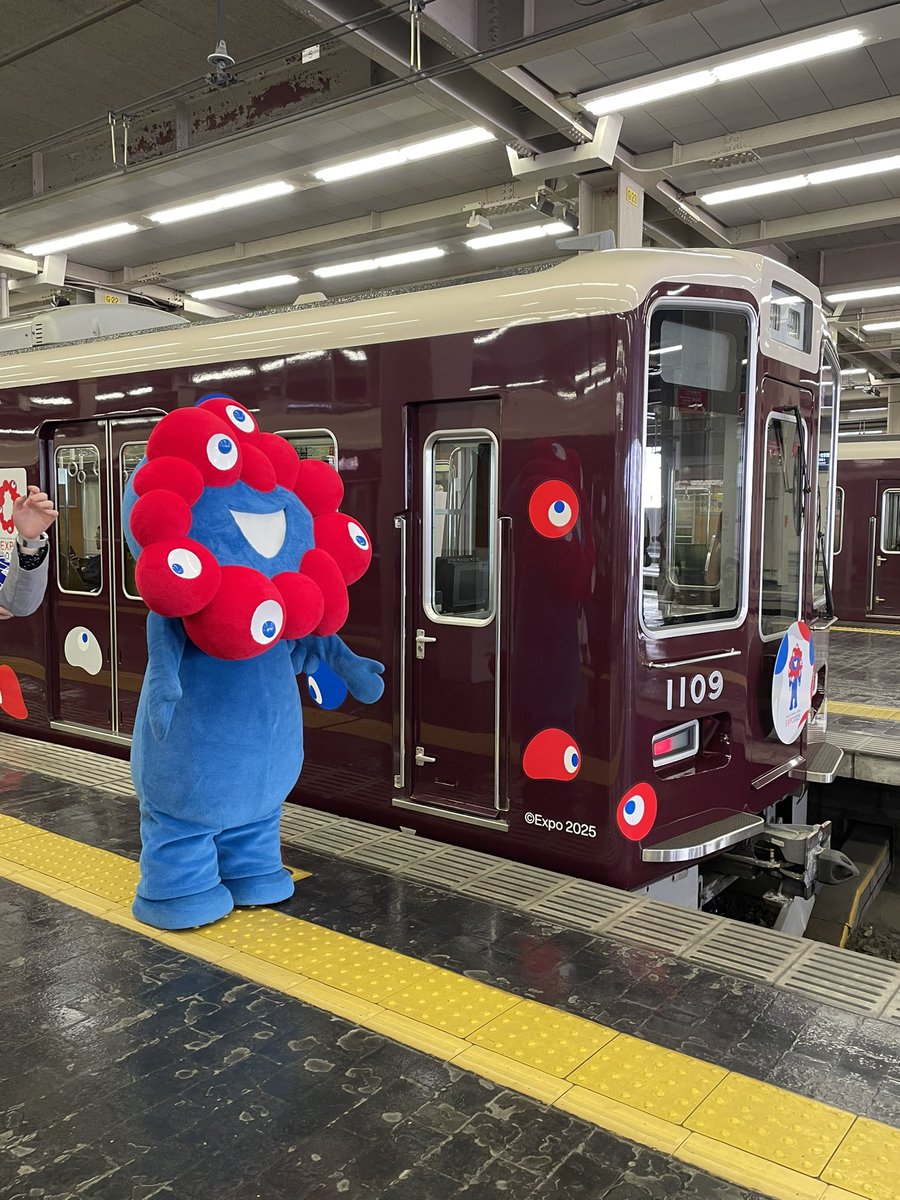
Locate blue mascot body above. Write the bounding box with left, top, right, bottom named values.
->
left=123, top=394, right=382, bottom=930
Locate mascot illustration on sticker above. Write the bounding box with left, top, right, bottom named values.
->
left=771, top=620, right=815, bottom=745
left=123, top=395, right=384, bottom=930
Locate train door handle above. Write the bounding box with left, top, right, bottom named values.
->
left=876, top=596, right=886, bottom=604
left=415, top=629, right=437, bottom=660
left=876, top=555, right=887, bottom=566
left=415, top=745, right=436, bottom=766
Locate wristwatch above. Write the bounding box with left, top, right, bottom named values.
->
left=16, top=531, right=48, bottom=553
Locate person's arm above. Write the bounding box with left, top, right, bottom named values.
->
left=0, top=487, right=58, bottom=619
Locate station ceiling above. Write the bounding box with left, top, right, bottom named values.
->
left=2, top=0, right=900, bottom=421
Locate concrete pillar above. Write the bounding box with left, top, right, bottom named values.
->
left=578, top=170, right=644, bottom=248
left=887, top=384, right=900, bottom=435
left=0, top=274, right=8, bottom=321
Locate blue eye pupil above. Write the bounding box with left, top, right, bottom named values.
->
left=553, top=501, right=566, bottom=513
left=262, top=620, right=276, bottom=639
left=81, top=633, right=88, bottom=643
left=172, top=563, right=184, bottom=575
left=355, top=535, right=366, bottom=546
left=624, top=799, right=636, bottom=815
left=218, top=438, right=232, bottom=454
left=234, top=411, right=245, bottom=422
left=571, top=753, right=579, bottom=766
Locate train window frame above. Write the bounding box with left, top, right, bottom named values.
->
left=54, top=443, right=104, bottom=597
left=276, top=429, right=338, bottom=467
left=639, top=297, right=758, bottom=642
left=881, top=488, right=900, bottom=554
left=423, top=428, right=498, bottom=628
left=758, top=410, right=808, bottom=642
left=833, top=487, right=844, bottom=555
left=813, top=343, right=840, bottom=606
left=120, top=441, right=148, bottom=601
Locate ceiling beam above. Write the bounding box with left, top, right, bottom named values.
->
left=731, top=198, right=900, bottom=248
left=119, top=178, right=537, bottom=283
left=633, top=97, right=900, bottom=177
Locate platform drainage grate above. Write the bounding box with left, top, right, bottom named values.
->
left=777, top=942, right=900, bottom=1015
left=601, top=899, right=720, bottom=954
left=459, top=862, right=571, bottom=909
left=399, top=845, right=504, bottom=890
left=685, top=921, right=806, bottom=982
left=526, top=880, right=641, bottom=930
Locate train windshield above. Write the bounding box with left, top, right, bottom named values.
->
left=642, top=306, right=751, bottom=633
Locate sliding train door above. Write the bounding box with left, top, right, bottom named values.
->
left=395, top=399, right=507, bottom=823
left=873, top=478, right=900, bottom=617
left=48, top=416, right=160, bottom=742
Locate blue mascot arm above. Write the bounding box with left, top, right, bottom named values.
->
left=145, top=612, right=186, bottom=740
left=295, top=635, right=384, bottom=704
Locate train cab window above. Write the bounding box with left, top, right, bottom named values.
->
left=833, top=487, right=844, bottom=555
left=425, top=432, right=496, bottom=624
left=760, top=413, right=805, bottom=638
left=56, top=446, right=102, bottom=595
left=882, top=490, right=900, bottom=554
left=642, top=306, right=751, bottom=633
left=280, top=431, right=337, bottom=466
left=121, top=443, right=147, bottom=599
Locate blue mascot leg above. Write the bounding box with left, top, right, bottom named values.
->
left=133, top=807, right=234, bottom=931
left=215, top=806, right=294, bottom=907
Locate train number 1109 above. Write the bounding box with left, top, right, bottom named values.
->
left=666, top=670, right=724, bottom=711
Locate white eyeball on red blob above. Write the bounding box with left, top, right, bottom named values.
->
left=207, top=433, right=238, bottom=472
left=225, top=403, right=256, bottom=435
left=313, top=512, right=373, bottom=584
left=167, top=548, right=203, bottom=579
left=347, top=521, right=370, bottom=552
left=250, top=599, right=284, bottom=646
left=528, top=480, right=579, bottom=539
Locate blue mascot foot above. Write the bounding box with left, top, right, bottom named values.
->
left=132, top=883, right=234, bottom=930
left=224, top=868, right=295, bottom=907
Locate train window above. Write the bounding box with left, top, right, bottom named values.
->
left=814, top=353, right=838, bottom=604
left=424, top=431, right=496, bottom=625
left=55, top=445, right=102, bottom=595
left=121, top=443, right=147, bottom=600
left=642, top=306, right=751, bottom=633
left=279, top=431, right=337, bottom=466
left=833, top=488, right=844, bottom=555
left=760, top=413, right=805, bottom=638
left=882, top=490, right=900, bottom=554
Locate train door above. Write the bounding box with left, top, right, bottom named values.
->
left=873, top=478, right=900, bottom=616
left=48, top=416, right=159, bottom=743
left=397, top=399, right=507, bottom=822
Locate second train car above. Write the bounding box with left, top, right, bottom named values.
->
left=0, top=249, right=848, bottom=911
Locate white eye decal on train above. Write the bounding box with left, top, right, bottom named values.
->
left=225, top=404, right=256, bottom=434
left=528, top=480, right=579, bottom=539
left=250, top=599, right=284, bottom=646
left=167, top=549, right=202, bottom=579
left=206, top=433, right=238, bottom=472
left=616, top=782, right=657, bottom=841
left=563, top=745, right=579, bottom=774
left=64, top=626, right=103, bottom=677
left=346, top=521, right=370, bottom=551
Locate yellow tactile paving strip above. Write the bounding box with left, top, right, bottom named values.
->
left=829, top=700, right=900, bottom=722
left=834, top=625, right=900, bottom=636
left=0, top=815, right=898, bottom=1200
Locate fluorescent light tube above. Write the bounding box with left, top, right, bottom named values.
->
left=465, top=221, right=572, bottom=249
left=28, top=396, right=73, bottom=406
left=862, top=319, right=900, bottom=332
left=128, top=386, right=154, bottom=396
left=584, top=29, right=862, bottom=115
left=840, top=368, right=866, bottom=376
left=713, top=29, right=864, bottom=81
left=846, top=406, right=887, bottom=414
left=826, top=284, right=900, bottom=303
left=314, top=127, right=493, bottom=182
left=808, top=153, right=900, bottom=186
left=22, top=222, right=140, bottom=256
left=191, top=366, right=257, bottom=383
left=649, top=344, right=683, bottom=355
left=149, top=181, right=294, bottom=224
left=701, top=176, right=808, bottom=205
left=312, top=247, right=444, bottom=278
left=96, top=391, right=125, bottom=400
left=189, top=274, right=300, bottom=300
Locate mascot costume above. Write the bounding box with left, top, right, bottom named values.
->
left=122, top=394, right=384, bottom=930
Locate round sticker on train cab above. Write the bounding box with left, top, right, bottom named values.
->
left=771, top=620, right=815, bottom=745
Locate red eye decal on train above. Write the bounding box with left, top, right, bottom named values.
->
left=528, top=480, right=579, bottom=539
left=523, top=728, right=581, bottom=781
left=616, top=782, right=657, bottom=840
left=0, top=666, right=27, bottom=721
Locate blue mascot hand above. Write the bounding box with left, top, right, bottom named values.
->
left=343, top=656, right=385, bottom=704
left=149, top=688, right=181, bottom=742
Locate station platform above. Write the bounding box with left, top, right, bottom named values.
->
left=1, top=743, right=900, bottom=1200
left=828, top=625, right=900, bottom=786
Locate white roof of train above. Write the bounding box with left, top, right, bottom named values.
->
left=0, top=248, right=822, bottom=390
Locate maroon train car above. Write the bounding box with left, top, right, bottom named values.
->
left=833, top=437, right=900, bottom=624
left=0, top=250, right=847, bottom=910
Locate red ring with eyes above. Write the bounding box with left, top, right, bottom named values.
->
left=528, top=480, right=579, bottom=539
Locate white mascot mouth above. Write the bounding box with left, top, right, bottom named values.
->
left=230, top=509, right=287, bottom=559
